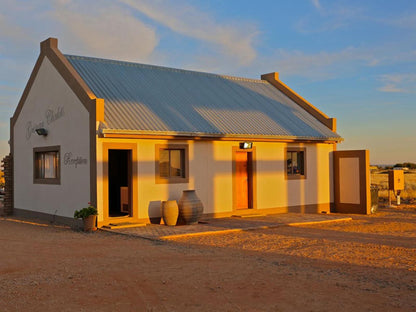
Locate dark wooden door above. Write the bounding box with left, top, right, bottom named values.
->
left=333, top=150, right=370, bottom=214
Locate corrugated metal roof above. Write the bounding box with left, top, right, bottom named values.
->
left=65, top=54, right=341, bottom=141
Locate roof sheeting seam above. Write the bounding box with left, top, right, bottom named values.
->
left=65, top=54, right=342, bottom=141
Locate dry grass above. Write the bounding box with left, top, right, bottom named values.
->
left=371, top=171, right=416, bottom=201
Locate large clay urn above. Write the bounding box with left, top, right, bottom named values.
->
left=161, top=200, right=179, bottom=226
left=178, top=190, right=204, bottom=225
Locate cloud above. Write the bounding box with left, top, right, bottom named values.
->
left=0, top=140, right=10, bottom=158
left=311, top=0, right=321, bottom=10
left=0, top=0, right=260, bottom=70
left=255, top=47, right=377, bottom=80
left=0, top=14, right=31, bottom=43
left=385, top=13, right=416, bottom=29
left=378, top=74, right=416, bottom=93
left=248, top=43, right=415, bottom=83
left=378, top=84, right=404, bottom=93
left=119, top=0, right=258, bottom=66
left=297, top=3, right=364, bottom=33
left=49, top=0, right=158, bottom=62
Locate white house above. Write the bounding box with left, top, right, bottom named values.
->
left=9, top=38, right=350, bottom=227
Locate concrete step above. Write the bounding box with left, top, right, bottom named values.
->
left=102, top=222, right=146, bottom=229
left=231, top=214, right=266, bottom=218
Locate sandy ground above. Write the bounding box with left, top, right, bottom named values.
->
left=0, top=205, right=415, bottom=312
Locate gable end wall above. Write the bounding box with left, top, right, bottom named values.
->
left=13, top=56, right=91, bottom=218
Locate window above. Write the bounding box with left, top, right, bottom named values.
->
left=286, top=149, right=306, bottom=179
left=155, top=144, right=189, bottom=183
left=160, top=149, right=184, bottom=178
left=34, top=146, right=60, bottom=184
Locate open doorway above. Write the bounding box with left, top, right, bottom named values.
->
left=108, top=149, right=132, bottom=218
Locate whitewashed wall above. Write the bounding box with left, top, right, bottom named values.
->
left=13, top=57, right=90, bottom=218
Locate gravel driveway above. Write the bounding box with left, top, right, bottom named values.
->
left=0, top=205, right=415, bottom=311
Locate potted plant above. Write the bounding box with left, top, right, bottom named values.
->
left=74, top=202, right=98, bottom=232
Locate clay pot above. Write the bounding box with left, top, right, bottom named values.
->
left=178, top=190, right=204, bottom=225
left=83, top=215, right=97, bottom=232
left=161, top=200, right=179, bottom=226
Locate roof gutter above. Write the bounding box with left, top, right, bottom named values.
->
left=101, top=129, right=343, bottom=143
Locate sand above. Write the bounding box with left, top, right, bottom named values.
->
left=0, top=204, right=415, bottom=311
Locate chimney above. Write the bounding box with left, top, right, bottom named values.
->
left=40, top=37, right=58, bottom=52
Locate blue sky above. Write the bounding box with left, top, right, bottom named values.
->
left=0, top=0, right=415, bottom=164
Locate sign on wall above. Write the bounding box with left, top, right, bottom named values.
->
left=26, top=106, right=65, bottom=140
left=63, top=152, right=88, bottom=168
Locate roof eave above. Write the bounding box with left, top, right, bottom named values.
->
left=101, top=129, right=343, bottom=143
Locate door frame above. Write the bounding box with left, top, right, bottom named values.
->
left=232, top=146, right=257, bottom=211
left=333, top=150, right=370, bottom=214
left=102, top=143, right=138, bottom=225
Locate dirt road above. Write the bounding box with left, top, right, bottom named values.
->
left=1, top=205, right=415, bottom=311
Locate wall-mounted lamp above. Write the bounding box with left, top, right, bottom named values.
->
left=239, top=142, right=253, bottom=149
left=35, top=128, right=48, bottom=136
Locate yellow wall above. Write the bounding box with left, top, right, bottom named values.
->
left=96, top=138, right=335, bottom=223
left=254, top=142, right=333, bottom=210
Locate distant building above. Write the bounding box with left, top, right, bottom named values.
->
left=9, top=38, right=350, bottom=226
left=369, top=166, right=379, bottom=173
left=395, top=167, right=409, bottom=171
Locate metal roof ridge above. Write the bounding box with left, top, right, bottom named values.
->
left=64, top=54, right=267, bottom=84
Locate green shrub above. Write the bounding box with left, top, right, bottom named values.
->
left=74, top=203, right=98, bottom=219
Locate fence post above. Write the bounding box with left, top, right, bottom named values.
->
left=1, top=154, right=13, bottom=216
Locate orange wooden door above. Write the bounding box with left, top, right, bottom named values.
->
left=236, top=152, right=249, bottom=209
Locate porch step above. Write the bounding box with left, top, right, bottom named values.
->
left=231, top=214, right=266, bottom=218
left=103, top=222, right=146, bottom=229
